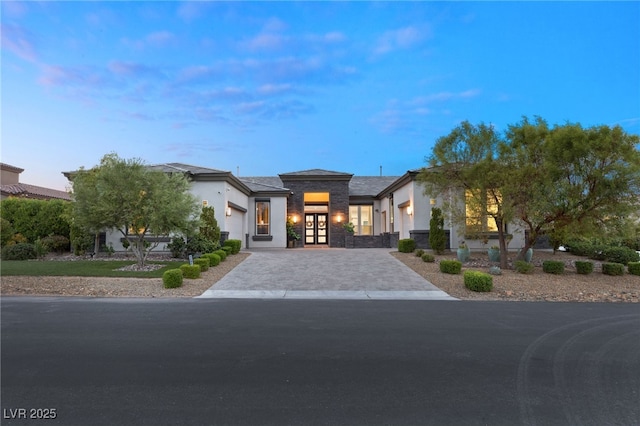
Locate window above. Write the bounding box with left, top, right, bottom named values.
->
left=465, top=190, right=504, bottom=234
left=349, top=205, right=373, bottom=235
left=255, top=200, right=270, bottom=235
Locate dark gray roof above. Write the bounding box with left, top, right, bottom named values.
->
left=349, top=176, right=401, bottom=197
left=279, top=169, right=353, bottom=177
left=146, top=163, right=229, bottom=174
left=240, top=177, right=289, bottom=193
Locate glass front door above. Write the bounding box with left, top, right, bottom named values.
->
left=305, top=213, right=328, bottom=245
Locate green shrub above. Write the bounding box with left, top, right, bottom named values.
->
left=33, top=238, right=47, bottom=259
left=167, top=237, right=186, bottom=258
left=628, top=262, right=640, bottom=276
left=0, top=198, right=71, bottom=243
left=429, top=207, right=446, bottom=254
left=203, top=252, right=221, bottom=267
left=224, top=239, right=242, bottom=254
left=214, top=249, right=227, bottom=261
left=186, top=234, right=218, bottom=256
left=421, top=253, right=435, bottom=263
left=542, top=260, right=565, bottom=275
left=514, top=260, right=534, bottom=274
left=222, top=246, right=233, bottom=254
left=415, top=249, right=425, bottom=257
left=602, top=262, right=624, bottom=276
left=194, top=257, right=210, bottom=272
left=163, top=269, right=183, bottom=288
left=1, top=243, right=37, bottom=260
left=41, top=235, right=71, bottom=253
left=464, top=270, right=493, bottom=292
left=398, top=239, right=416, bottom=253
left=439, top=260, right=462, bottom=274
left=601, top=246, right=639, bottom=265
left=0, top=217, right=15, bottom=246
left=575, top=261, right=594, bottom=275
left=180, top=264, right=201, bottom=279
left=565, top=239, right=594, bottom=257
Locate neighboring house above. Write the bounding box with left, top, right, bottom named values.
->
left=1, top=163, right=71, bottom=201
left=65, top=162, right=526, bottom=252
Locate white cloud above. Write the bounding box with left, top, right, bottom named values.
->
left=373, top=25, right=430, bottom=55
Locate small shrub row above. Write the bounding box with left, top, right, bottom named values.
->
left=163, top=269, right=183, bottom=288
left=439, top=260, right=462, bottom=274
left=565, top=239, right=639, bottom=265
left=202, top=252, right=221, bottom=266
left=464, top=270, right=493, bottom=292
left=421, top=253, right=435, bottom=263
left=628, top=262, right=640, bottom=276
left=214, top=249, right=227, bottom=261
left=194, top=257, right=209, bottom=272
left=180, top=264, right=201, bottom=279
left=575, top=261, right=594, bottom=275
left=602, top=262, right=624, bottom=276
left=542, top=260, right=565, bottom=275
left=514, top=260, right=533, bottom=274
left=223, top=239, right=242, bottom=254
left=398, top=239, right=416, bottom=253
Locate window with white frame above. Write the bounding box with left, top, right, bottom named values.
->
left=255, top=200, right=270, bottom=235
left=348, top=205, right=373, bottom=235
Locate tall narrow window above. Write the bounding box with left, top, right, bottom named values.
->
left=348, top=205, right=374, bottom=235
left=256, top=200, right=270, bottom=235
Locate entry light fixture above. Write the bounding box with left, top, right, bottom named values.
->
left=226, top=206, right=232, bottom=217
left=407, top=206, right=413, bottom=216
left=336, top=214, right=342, bottom=223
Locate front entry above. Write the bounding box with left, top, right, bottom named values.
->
left=305, top=213, right=328, bottom=245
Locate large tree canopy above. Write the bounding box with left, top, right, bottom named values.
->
left=71, top=153, right=200, bottom=266
left=418, top=117, right=640, bottom=266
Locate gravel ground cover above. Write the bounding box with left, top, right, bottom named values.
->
left=1, top=253, right=250, bottom=298
left=392, top=250, right=640, bottom=303
left=2, top=250, right=639, bottom=302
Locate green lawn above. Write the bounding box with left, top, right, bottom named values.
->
left=0, top=260, right=187, bottom=278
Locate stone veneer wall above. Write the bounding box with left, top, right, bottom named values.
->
left=409, top=230, right=451, bottom=250
left=281, top=178, right=350, bottom=248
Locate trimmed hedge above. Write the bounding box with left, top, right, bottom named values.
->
left=180, top=264, right=201, bottom=279
left=224, top=239, right=242, bottom=254
left=398, top=239, right=416, bottom=253
left=514, top=260, right=533, bottom=274
left=421, top=253, right=435, bottom=263
left=1, top=243, right=37, bottom=260
left=194, top=257, right=210, bottom=272
left=602, top=262, right=624, bottom=276
left=464, top=270, right=493, bottom=292
left=203, top=252, right=221, bottom=267
left=575, top=261, right=594, bottom=275
left=439, top=260, right=462, bottom=274
left=214, top=249, right=227, bottom=261
left=601, top=246, right=640, bottom=265
left=542, top=260, right=564, bottom=275
left=415, top=249, right=425, bottom=257
left=163, top=269, right=183, bottom=288
left=628, top=262, right=640, bottom=276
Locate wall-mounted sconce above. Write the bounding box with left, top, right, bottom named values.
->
left=226, top=206, right=232, bottom=217
left=407, top=206, right=413, bottom=216
left=293, top=215, right=298, bottom=224
left=336, top=214, right=342, bottom=223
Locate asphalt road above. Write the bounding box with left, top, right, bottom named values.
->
left=2, top=297, right=639, bottom=426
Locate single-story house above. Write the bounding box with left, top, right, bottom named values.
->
left=71, top=163, right=527, bottom=252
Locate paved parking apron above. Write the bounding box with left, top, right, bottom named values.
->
left=198, top=248, right=457, bottom=300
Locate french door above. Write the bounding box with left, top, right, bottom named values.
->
left=305, top=213, right=328, bottom=245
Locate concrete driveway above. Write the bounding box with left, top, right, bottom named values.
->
left=198, top=248, right=456, bottom=300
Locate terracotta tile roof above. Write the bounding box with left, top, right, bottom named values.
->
left=1, top=183, right=72, bottom=201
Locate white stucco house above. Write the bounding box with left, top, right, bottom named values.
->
left=67, top=163, right=528, bottom=252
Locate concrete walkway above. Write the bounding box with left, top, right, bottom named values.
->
left=197, top=248, right=457, bottom=300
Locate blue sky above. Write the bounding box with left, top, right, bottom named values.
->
left=2, top=1, right=639, bottom=191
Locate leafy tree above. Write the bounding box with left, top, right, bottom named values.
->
left=503, top=117, right=640, bottom=257
left=70, top=153, right=200, bottom=267
left=429, top=207, right=446, bottom=254
left=418, top=121, right=513, bottom=268
left=0, top=198, right=71, bottom=243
